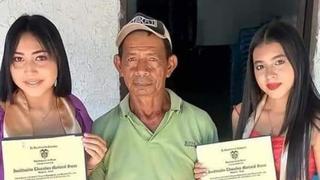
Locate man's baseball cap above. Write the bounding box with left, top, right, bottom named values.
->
left=116, top=13, right=172, bottom=49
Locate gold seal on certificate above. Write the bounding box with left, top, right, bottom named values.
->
left=2, top=135, right=87, bottom=180
left=197, top=136, right=276, bottom=180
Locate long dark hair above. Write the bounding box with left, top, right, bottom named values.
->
left=235, top=21, right=320, bottom=179
left=0, top=14, right=72, bottom=102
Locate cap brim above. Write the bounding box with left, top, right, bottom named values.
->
left=116, top=23, right=170, bottom=47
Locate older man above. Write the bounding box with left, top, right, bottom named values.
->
left=90, top=13, right=218, bottom=180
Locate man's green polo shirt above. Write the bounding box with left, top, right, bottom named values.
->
left=90, top=89, right=218, bottom=180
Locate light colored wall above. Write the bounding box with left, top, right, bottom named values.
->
left=0, top=0, right=120, bottom=119
left=313, top=0, right=320, bottom=91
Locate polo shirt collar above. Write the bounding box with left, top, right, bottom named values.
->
left=119, top=88, right=182, bottom=117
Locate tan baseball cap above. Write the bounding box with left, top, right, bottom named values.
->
left=116, top=13, right=172, bottom=49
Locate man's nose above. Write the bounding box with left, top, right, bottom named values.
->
left=134, top=60, right=150, bottom=76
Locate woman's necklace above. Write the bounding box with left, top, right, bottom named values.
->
left=266, top=109, right=285, bottom=136
left=41, top=104, right=54, bottom=122
left=30, top=97, right=57, bottom=126
left=266, top=109, right=276, bottom=136
left=31, top=98, right=64, bottom=135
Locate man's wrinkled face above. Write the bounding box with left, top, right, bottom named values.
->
left=114, top=31, right=177, bottom=97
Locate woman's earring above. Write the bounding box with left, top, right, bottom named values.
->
left=54, top=80, right=57, bottom=87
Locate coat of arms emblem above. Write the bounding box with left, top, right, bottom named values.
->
left=230, top=150, right=239, bottom=160
left=40, top=149, right=49, bottom=159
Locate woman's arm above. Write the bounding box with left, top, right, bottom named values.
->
left=68, top=95, right=107, bottom=175
left=83, top=133, right=107, bottom=175
left=232, top=103, right=241, bottom=138
left=312, top=122, right=320, bottom=176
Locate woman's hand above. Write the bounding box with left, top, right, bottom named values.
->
left=82, top=133, right=107, bottom=175
left=194, top=162, right=208, bottom=180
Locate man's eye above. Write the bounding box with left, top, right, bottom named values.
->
left=128, top=57, right=136, bottom=62
left=149, top=57, right=157, bottom=61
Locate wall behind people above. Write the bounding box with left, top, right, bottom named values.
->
left=313, top=1, right=320, bottom=93
left=0, top=0, right=120, bottom=119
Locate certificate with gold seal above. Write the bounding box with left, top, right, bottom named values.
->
left=2, top=135, right=87, bottom=180
left=197, top=136, right=276, bottom=180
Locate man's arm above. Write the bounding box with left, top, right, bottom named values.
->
left=201, top=112, right=219, bottom=144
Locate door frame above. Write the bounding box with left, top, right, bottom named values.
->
left=297, top=0, right=315, bottom=52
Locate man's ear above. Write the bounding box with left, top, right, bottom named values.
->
left=166, top=55, right=178, bottom=78
left=114, top=54, right=123, bottom=76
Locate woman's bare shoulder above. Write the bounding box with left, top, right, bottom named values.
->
left=232, top=103, right=242, bottom=120
left=312, top=117, right=320, bottom=146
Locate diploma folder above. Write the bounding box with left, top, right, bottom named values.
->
left=197, top=136, right=277, bottom=180
left=2, top=134, right=87, bottom=180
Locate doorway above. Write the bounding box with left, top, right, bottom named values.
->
left=121, top=0, right=312, bottom=141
